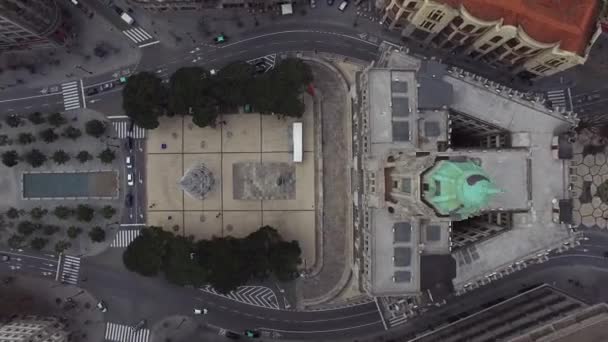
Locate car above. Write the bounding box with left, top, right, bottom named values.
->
left=85, top=87, right=99, bottom=96
left=604, top=251, right=608, bottom=258
left=96, top=301, right=107, bottom=313
left=225, top=331, right=241, bottom=339
left=126, top=156, right=132, bottom=169
left=127, top=173, right=134, bottom=186
left=1, top=254, right=9, bottom=262
left=310, top=0, right=316, bottom=8
left=102, top=82, right=115, bottom=90
left=338, top=0, right=348, bottom=11
left=244, top=330, right=260, bottom=338
left=214, top=34, right=227, bottom=44
left=125, top=193, right=134, bottom=207
left=131, top=320, right=146, bottom=332
left=327, top=0, right=334, bottom=5
left=193, top=308, right=208, bottom=315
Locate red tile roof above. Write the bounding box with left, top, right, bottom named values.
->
left=436, top=0, right=599, bottom=55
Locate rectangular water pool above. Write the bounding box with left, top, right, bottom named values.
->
left=22, top=171, right=118, bottom=199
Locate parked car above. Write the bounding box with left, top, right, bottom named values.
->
left=338, top=0, right=348, bottom=11
left=310, top=0, right=316, bottom=8
left=126, top=156, right=132, bottom=169
left=85, top=87, right=99, bottom=96
left=125, top=193, right=134, bottom=207
left=127, top=173, right=134, bottom=186
left=96, top=301, right=107, bottom=313
left=193, top=308, right=208, bottom=315
left=1, top=254, right=9, bottom=262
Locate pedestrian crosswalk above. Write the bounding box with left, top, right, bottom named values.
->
left=61, top=81, right=82, bottom=111
left=123, top=27, right=154, bottom=45
left=200, top=285, right=279, bottom=309
left=247, top=54, right=277, bottom=72
left=60, top=255, right=80, bottom=285
left=546, top=89, right=569, bottom=110
left=112, top=121, right=146, bottom=139
left=110, top=229, right=141, bottom=247
left=387, top=313, right=408, bottom=328
left=105, top=322, right=150, bottom=342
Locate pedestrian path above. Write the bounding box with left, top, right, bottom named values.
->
left=387, top=314, right=408, bottom=328
left=112, top=120, right=146, bottom=139
left=60, top=255, right=80, bottom=285
left=110, top=229, right=141, bottom=247
left=122, top=27, right=156, bottom=47
left=61, top=81, right=82, bottom=111
left=546, top=89, right=569, bottom=110
left=105, top=322, right=150, bottom=342
left=200, top=285, right=279, bottom=309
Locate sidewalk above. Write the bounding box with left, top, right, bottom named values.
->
left=0, top=3, right=140, bottom=90
left=0, top=273, right=105, bottom=342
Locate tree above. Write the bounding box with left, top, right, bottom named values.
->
left=269, top=240, right=302, bottom=281
left=43, top=224, right=60, bottom=235
left=39, top=128, right=59, bottom=143
left=27, top=112, right=45, bottom=125
left=17, top=221, right=36, bottom=236
left=62, top=126, right=82, bottom=140
left=168, top=67, right=213, bottom=115
left=54, top=240, right=71, bottom=254
left=123, top=226, right=173, bottom=276
left=84, top=120, right=106, bottom=138
left=24, top=149, right=46, bottom=168
left=47, top=112, right=67, bottom=127
left=76, top=151, right=92, bottom=163
left=76, top=205, right=94, bottom=222
left=6, top=207, right=19, bottom=219
left=163, top=235, right=207, bottom=286
left=7, top=234, right=25, bottom=249
left=17, top=132, right=36, bottom=145
left=122, top=72, right=166, bottom=129
left=29, top=207, right=48, bottom=220
left=196, top=237, right=247, bottom=293
left=30, top=237, right=48, bottom=250
left=5, top=115, right=22, bottom=128
left=216, top=62, right=255, bottom=106
left=100, top=205, right=116, bottom=219
left=53, top=206, right=72, bottom=219
left=52, top=150, right=70, bottom=165
left=67, top=226, right=82, bottom=239
left=89, top=226, right=106, bottom=242
left=98, top=148, right=115, bottom=164
left=2, top=150, right=19, bottom=167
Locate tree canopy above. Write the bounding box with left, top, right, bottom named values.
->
left=85, top=120, right=106, bottom=138
left=122, top=72, right=166, bottom=129
left=122, top=225, right=301, bottom=293
left=168, top=67, right=219, bottom=127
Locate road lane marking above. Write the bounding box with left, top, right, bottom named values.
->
left=220, top=30, right=380, bottom=49
left=258, top=320, right=384, bottom=333
left=0, top=92, right=58, bottom=103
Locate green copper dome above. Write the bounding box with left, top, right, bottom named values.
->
left=423, top=160, right=501, bottom=220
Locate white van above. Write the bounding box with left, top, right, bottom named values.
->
left=338, top=1, right=348, bottom=11
left=120, top=12, right=134, bottom=25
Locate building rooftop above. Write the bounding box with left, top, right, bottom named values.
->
left=437, top=0, right=599, bottom=55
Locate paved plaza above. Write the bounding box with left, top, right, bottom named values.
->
left=146, top=96, right=316, bottom=265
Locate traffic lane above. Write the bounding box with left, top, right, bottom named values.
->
left=80, top=0, right=134, bottom=33
left=0, top=93, right=65, bottom=114
left=269, top=319, right=384, bottom=341
left=134, top=139, right=146, bottom=224
left=0, top=250, right=59, bottom=279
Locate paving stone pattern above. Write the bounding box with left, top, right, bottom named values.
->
left=572, top=143, right=608, bottom=229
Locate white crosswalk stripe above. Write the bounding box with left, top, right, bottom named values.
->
left=112, top=121, right=146, bottom=139
left=60, top=255, right=80, bottom=285
left=546, top=89, right=567, bottom=109
left=105, top=322, right=150, bottom=342
left=387, top=314, right=408, bottom=328
left=61, top=81, right=82, bottom=111
left=200, top=285, right=279, bottom=309
left=110, top=229, right=141, bottom=247
left=123, top=27, right=153, bottom=44
left=247, top=54, right=277, bottom=72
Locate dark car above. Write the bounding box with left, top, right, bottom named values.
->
left=125, top=193, right=134, bottom=207
left=603, top=251, right=608, bottom=258
left=127, top=136, right=134, bottom=150
left=225, top=331, right=241, bottom=339
left=85, top=87, right=99, bottom=96
left=244, top=330, right=260, bottom=338
left=327, top=0, right=335, bottom=5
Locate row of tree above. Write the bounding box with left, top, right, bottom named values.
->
left=5, top=112, right=69, bottom=128
left=6, top=205, right=116, bottom=222
left=6, top=234, right=74, bottom=253
left=122, top=58, right=313, bottom=129
left=12, top=221, right=106, bottom=242
left=123, top=226, right=302, bottom=293
left=1, top=148, right=115, bottom=168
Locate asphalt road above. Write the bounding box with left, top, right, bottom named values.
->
left=0, top=249, right=59, bottom=280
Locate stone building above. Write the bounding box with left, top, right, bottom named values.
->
left=0, top=0, right=71, bottom=50
left=375, top=0, right=601, bottom=80
left=353, top=47, right=580, bottom=300
left=0, top=315, right=68, bottom=342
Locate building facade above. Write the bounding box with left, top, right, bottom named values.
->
left=376, top=0, right=601, bottom=79
left=0, top=0, right=71, bottom=50
left=353, top=47, right=580, bottom=301
left=0, top=315, right=68, bottom=342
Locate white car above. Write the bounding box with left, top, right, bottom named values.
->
left=127, top=173, right=134, bottom=186
left=126, top=156, right=132, bottom=169
left=194, top=308, right=208, bottom=315
left=96, top=301, right=107, bottom=313
left=338, top=0, right=348, bottom=11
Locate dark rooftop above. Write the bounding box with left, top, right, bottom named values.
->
left=394, top=222, right=412, bottom=242
left=393, top=121, right=410, bottom=142
left=392, top=96, right=410, bottom=117
left=426, top=225, right=441, bottom=241
left=394, top=247, right=412, bottom=267
left=394, top=271, right=412, bottom=283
